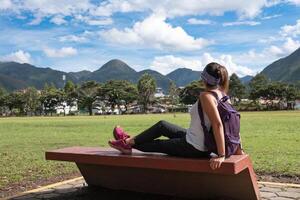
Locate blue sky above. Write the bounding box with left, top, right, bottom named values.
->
left=0, top=0, right=300, bottom=77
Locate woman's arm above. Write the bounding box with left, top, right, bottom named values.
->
left=200, top=92, right=225, bottom=169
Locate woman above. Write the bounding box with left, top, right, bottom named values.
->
left=109, top=62, right=237, bottom=170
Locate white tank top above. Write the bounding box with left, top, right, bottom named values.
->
left=185, top=100, right=211, bottom=151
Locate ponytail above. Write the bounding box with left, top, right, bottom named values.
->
left=217, top=65, right=229, bottom=93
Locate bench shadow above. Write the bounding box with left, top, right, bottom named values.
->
left=9, top=186, right=233, bottom=200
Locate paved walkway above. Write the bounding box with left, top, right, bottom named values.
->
left=4, top=177, right=300, bottom=200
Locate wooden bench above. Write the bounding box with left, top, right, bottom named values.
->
left=45, top=146, right=260, bottom=200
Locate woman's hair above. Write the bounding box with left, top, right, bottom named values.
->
left=203, top=62, right=229, bottom=93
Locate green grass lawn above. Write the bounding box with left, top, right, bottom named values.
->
left=0, top=111, right=299, bottom=190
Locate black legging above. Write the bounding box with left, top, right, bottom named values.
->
left=133, top=120, right=209, bottom=158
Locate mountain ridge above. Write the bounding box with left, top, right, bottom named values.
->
left=0, top=60, right=193, bottom=92
left=261, top=47, right=300, bottom=82
left=2, top=48, right=299, bottom=92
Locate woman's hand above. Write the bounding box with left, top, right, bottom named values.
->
left=209, top=156, right=225, bottom=170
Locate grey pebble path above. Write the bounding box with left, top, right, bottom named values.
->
left=6, top=178, right=300, bottom=200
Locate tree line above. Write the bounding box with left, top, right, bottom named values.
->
left=179, top=73, right=300, bottom=110
left=0, top=73, right=299, bottom=116
left=0, top=74, right=156, bottom=116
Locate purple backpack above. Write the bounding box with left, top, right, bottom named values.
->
left=197, top=91, right=241, bottom=157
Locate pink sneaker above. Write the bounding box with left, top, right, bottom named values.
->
left=113, top=126, right=130, bottom=140
left=108, top=139, right=132, bottom=155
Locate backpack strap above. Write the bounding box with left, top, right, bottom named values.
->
left=197, top=99, right=210, bottom=136
left=208, top=90, right=229, bottom=103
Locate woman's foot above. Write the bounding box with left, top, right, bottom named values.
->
left=113, top=126, right=130, bottom=140
left=108, top=139, right=132, bottom=155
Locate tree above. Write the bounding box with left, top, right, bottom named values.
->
left=64, top=80, right=75, bottom=94
left=5, top=91, right=26, bottom=115
left=168, top=81, right=179, bottom=113
left=77, top=81, right=101, bottom=115
left=0, top=87, right=7, bottom=115
left=179, top=81, right=205, bottom=105
left=40, top=84, right=63, bottom=116
left=229, top=73, right=246, bottom=103
left=102, top=80, right=138, bottom=113
left=63, top=80, right=77, bottom=115
left=137, top=73, right=156, bottom=113
left=249, top=74, right=269, bottom=100
left=23, top=87, right=41, bottom=116
left=252, top=81, right=300, bottom=110
left=285, top=84, right=300, bottom=109
left=285, top=84, right=300, bottom=101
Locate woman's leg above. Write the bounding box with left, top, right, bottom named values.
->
left=133, top=137, right=209, bottom=158
left=133, top=120, right=187, bottom=145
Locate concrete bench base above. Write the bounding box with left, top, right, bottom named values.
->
left=46, top=146, right=260, bottom=200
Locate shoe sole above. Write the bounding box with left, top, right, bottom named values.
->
left=113, top=127, right=119, bottom=140
left=108, top=142, right=132, bottom=155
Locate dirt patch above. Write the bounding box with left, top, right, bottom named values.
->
left=257, top=172, right=300, bottom=184
left=0, top=172, right=81, bottom=199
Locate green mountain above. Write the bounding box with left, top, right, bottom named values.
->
left=84, top=60, right=172, bottom=92
left=261, top=47, right=300, bottom=83
left=240, top=75, right=253, bottom=84
left=166, top=68, right=201, bottom=87
left=0, top=74, right=27, bottom=91
left=137, top=69, right=172, bottom=92
left=69, top=70, right=91, bottom=80
left=1, top=59, right=268, bottom=93
left=84, top=59, right=137, bottom=83
left=0, top=62, right=76, bottom=91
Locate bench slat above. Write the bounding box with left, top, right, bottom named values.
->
left=46, top=146, right=250, bottom=175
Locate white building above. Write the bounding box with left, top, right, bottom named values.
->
left=154, top=87, right=165, bottom=98
left=295, top=100, right=300, bottom=109
left=55, top=101, right=78, bottom=115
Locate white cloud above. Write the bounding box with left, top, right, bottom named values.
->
left=50, top=15, right=67, bottom=25
left=91, top=0, right=268, bottom=19
left=280, top=19, right=300, bottom=37
left=0, top=50, right=31, bottom=63
left=8, top=0, right=92, bottom=25
left=287, top=0, right=300, bottom=5
left=187, top=18, right=212, bottom=25
left=43, top=47, right=77, bottom=58
left=223, top=21, right=261, bottom=26
left=151, top=55, right=202, bottom=74
left=0, top=0, right=12, bottom=10
left=237, top=37, right=300, bottom=67
left=20, top=0, right=92, bottom=16
left=4, top=0, right=272, bottom=26
left=202, top=53, right=255, bottom=76
left=59, top=35, right=87, bottom=43
left=28, top=13, right=44, bottom=25
left=258, top=36, right=278, bottom=43
left=75, top=14, right=113, bottom=26
left=263, top=37, right=300, bottom=57
left=86, top=18, right=113, bottom=26
left=150, top=53, right=254, bottom=76
left=261, top=14, right=281, bottom=20
left=59, top=31, right=95, bottom=43
left=100, top=14, right=211, bottom=51
left=267, top=45, right=284, bottom=56
left=282, top=37, right=300, bottom=52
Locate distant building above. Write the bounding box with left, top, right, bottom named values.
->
left=154, top=87, right=165, bottom=98
left=55, top=101, right=78, bottom=115
left=295, top=100, right=300, bottom=110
